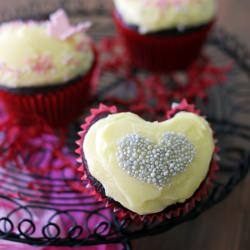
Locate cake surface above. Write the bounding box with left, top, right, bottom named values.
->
left=83, top=111, right=214, bottom=215
left=114, top=0, right=216, bottom=33
left=0, top=10, right=94, bottom=87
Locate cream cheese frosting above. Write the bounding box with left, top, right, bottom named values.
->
left=0, top=11, right=94, bottom=88
left=114, top=0, right=216, bottom=33
left=83, top=111, right=214, bottom=215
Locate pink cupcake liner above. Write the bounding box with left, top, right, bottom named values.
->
left=76, top=102, right=218, bottom=223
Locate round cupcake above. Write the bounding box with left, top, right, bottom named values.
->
left=76, top=101, right=218, bottom=221
left=113, top=0, right=216, bottom=72
left=0, top=9, right=97, bottom=127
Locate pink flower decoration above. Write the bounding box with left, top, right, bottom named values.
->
left=47, top=9, right=91, bottom=40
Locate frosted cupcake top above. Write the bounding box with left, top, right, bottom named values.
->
left=0, top=9, right=94, bottom=88
left=114, top=0, right=216, bottom=34
left=83, top=111, right=214, bottom=215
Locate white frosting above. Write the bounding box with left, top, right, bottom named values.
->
left=0, top=21, right=94, bottom=87
left=84, top=112, right=214, bottom=215
left=114, top=0, right=216, bottom=33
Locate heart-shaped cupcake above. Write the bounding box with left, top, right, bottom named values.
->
left=76, top=101, right=218, bottom=220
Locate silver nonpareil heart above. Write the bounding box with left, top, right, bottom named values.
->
left=117, top=132, right=196, bottom=189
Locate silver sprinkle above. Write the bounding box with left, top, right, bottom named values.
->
left=117, top=132, right=195, bottom=189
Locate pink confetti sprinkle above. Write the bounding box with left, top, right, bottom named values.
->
left=75, top=40, right=90, bottom=52
left=28, top=55, right=54, bottom=74
left=47, top=9, right=92, bottom=40
left=76, top=41, right=84, bottom=51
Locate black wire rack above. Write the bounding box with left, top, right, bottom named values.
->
left=0, top=4, right=250, bottom=250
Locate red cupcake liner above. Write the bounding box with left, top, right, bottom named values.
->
left=76, top=102, right=218, bottom=223
left=113, top=10, right=214, bottom=73
left=0, top=47, right=99, bottom=128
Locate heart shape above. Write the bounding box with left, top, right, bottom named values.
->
left=117, top=132, right=195, bottom=189
left=82, top=104, right=214, bottom=215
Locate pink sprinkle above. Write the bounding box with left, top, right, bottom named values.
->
left=76, top=41, right=84, bottom=51
left=28, top=55, right=54, bottom=74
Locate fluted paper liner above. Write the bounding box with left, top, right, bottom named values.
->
left=113, top=10, right=214, bottom=73
left=76, top=101, right=218, bottom=222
